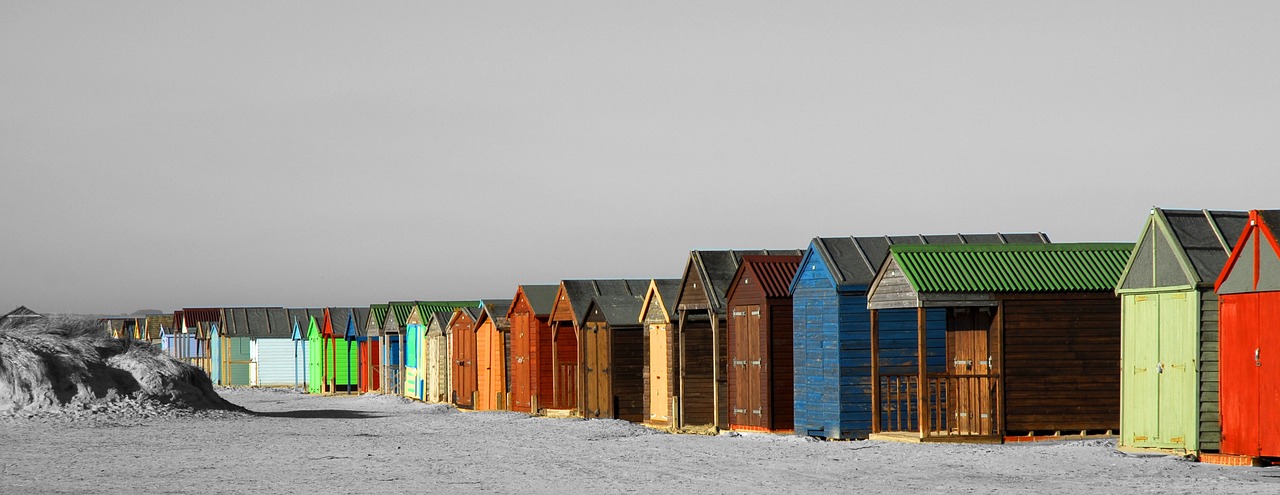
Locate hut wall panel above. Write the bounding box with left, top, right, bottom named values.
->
left=678, top=318, right=716, bottom=426
left=329, top=339, right=359, bottom=388
left=427, top=333, right=447, bottom=402
left=1199, top=289, right=1221, bottom=451
left=1001, top=293, right=1121, bottom=433
left=550, top=323, right=578, bottom=410
left=614, top=327, right=645, bottom=423
left=535, top=317, right=554, bottom=410
left=768, top=300, right=794, bottom=431
left=227, top=336, right=252, bottom=387
left=254, top=338, right=297, bottom=386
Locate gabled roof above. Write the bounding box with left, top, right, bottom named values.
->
left=554, top=279, right=652, bottom=326
left=678, top=249, right=803, bottom=314
left=0, top=306, right=43, bottom=326
left=220, top=307, right=280, bottom=338
left=637, top=278, right=683, bottom=323
left=728, top=255, right=803, bottom=302
left=476, top=300, right=513, bottom=330
left=415, top=301, right=481, bottom=325
left=427, top=311, right=453, bottom=336
left=368, top=301, right=386, bottom=330
left=446, top=307, right=480, bottom=336
left=888, top=243, right=1132, bottom=293
left=586, top=295, right=646, bottom=326
left=792, top=233, right=1050, bottom=292
left=518, top=284, right=559, bottom=316
left=1215, top=210, right=1280, bottom=294
left=387, top=302, right=416, bottom=327
left=1116, top=208, right=1247, bottom=292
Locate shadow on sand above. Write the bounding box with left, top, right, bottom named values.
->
left=254, top=409, right=385, bottom=419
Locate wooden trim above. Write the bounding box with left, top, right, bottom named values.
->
left=994, top=302, right=1005, bottom=436
left=917, top=307, right=927, bottom=440
left=870, top=309, right=881, bottom=434
left=711, top=309, right=721, bottom=429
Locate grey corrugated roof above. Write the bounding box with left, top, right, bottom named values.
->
left=685, top=250, right=804, bottom=314
left=560, top=279, right=651, bottom=325
left=266, top=308, right=290, bottom=337
left=811, top=233, right=1050, bottom=288
left=521, top=285, right=560, bottom=315
left=1161, top=209, right=1249, bottom=284
left=479, top=300, right=513, bottom=330
left=653, top=279, right=682, bottom=319
left=428, top=311, right=453, bottom=336
left=463, top=307, right=483, bottom=321
left=587, top=295, right=646, bottom=326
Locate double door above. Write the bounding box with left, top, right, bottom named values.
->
left=731, top=305, right=763, bottom=428
left=1123, top=292, right=1196, bottom=449
left=947, top=308, right=997, bottom=436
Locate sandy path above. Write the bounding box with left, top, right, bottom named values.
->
left=2, top=388, right=1277, bottom=494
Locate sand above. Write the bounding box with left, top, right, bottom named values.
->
left=1, top=388, right=1276, bottom=494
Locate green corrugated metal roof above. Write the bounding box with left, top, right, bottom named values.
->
left=388, top=302, right=415, bottom=326
left=890, top=243, right=1134, bottom=292
left=415, top=300, right=481, bottom=320
left=369, top=304, right=389, bottom=327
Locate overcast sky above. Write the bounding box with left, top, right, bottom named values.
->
left=3, top=1, right=1278, bottom=315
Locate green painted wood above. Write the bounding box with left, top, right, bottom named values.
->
left=307, top=318, right=323, bottom=394
left=1121, top=290, right=1199, bottom=451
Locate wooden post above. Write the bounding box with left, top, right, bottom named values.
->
left=711, top=309, right=721, bottom=429
left=677, top=311, right=686, bottom=428
left=551, top=324, right=559, bottom=408
left=917, top=307, right=928, bottom=439
left=994, top=302, right=1005, bottom=436
left=870, top=309, right=881, bottom=434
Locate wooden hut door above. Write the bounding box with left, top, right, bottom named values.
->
left=584, top=323, right=612, bottom=418
left=731, top=306, right=762, bottom=428
left=512, top=312, right=532, bottom=412
left=947, top=308, right=995, bottom=435
left=1156, top=293, right=1195, bottom=447
left=1221, top=293, right=1280, bottom=457
left=650, top=324, right=670, bottom=423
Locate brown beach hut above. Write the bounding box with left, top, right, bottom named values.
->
left=673, top=249, right=802, bottom=429
left=506, top=285, right=559, bottom=414
left=866, top=243, right=1131, bottom=442
left=724, top=255, right=802, bottom=433
left=449, top=307, right=482, bottom=408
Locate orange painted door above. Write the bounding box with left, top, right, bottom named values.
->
left=1221, top=294, right=1259, bottom=456
left=511, top=312, right=532, bottom=412
left=477, top=323, right=494, bottom=410
left=649, top=323, right=670, bottom=423
left=453, top=325, right=477, bottom=407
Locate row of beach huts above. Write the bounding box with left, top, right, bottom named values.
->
left=91, top=208, right=1280, bottom=464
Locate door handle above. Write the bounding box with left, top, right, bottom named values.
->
left=1257, top=348, right=1262, bottom=367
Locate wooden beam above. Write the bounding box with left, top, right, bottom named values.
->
left=917, top=307, right=927, bottom=440
left=870, top=309, right=881, bottom=434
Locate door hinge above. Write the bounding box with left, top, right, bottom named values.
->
left=733, top=408, right=747, bottom=414
left=751, top=409, right=762, bottom=415
left=750, top=310, right=761, bottom=317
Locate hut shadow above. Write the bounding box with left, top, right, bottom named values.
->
left=254, top=409, right=385, bottom=419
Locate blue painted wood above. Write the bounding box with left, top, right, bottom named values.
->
left=792, top=243, right=946, bottom=439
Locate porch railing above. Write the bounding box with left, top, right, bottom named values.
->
left=879, top=373, right=1000, bottom=437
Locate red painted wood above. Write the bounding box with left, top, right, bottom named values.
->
left=1220, top=293, right=1260, bottom=456
left=451, top=313, right=478, bottom=407
left=1260, top=292, right=1280, bottom=456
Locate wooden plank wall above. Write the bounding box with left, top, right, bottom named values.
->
left=677, top=315, right=716, bottom=426
left=613, top=326, right=645, bottom=423
left=767, top=299, right=794, bottom=431
left=1001, top=292, right=1121, bottom=433
left=1199, top=289, right=1221, bottom=452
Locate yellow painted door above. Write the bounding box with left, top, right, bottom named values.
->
left=650, top=324, right=669, bottom=423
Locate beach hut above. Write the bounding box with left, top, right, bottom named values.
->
left=361, top=304, right=389, bottom=393
left=404, top=301, right=481, bottom=400
left=225, top=307, right=292, bottom=387
left=322, top=307, right=367, bottom=394
left=1213, top=209, right=1280, bottom=459
left=581, top=281, right=676, bottom=422
left=638, top=279, right=682, bottom=428
left=102, top=315, right=144, bottom=340
left=289, top=316, right=307, bottom=389
left=725, top=255, right=802, bottom=433
left=505, top=285, right=559, bottom=414
left=141, top=314, right=174, bottom=343
left=474, top=300, right=513, bottom=410
left=865, top=243, right=1130, bottom=442
left=673, top=250, right=802, bottom=430
left=449, top=307, right=482, bottom=408
left=0, top=306, right=43, bottom=327
left=425, top=311, right=454, bottom=403
left=547, top=279, right=652, bottom=416
left=791, top=233, right=1050, bottom=439
left=378, top=302, right=415, bottom=394
left=1115, top=208, right=1246, bottom=454
left=174, top=308, right=220, bottom=372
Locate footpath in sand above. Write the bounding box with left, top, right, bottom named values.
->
left=2, top=388, right=1278, bottom=494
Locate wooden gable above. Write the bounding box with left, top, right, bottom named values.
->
left=639, top=280, right=670, bottom=325
left=674, top=257, right=711, bottom=311
left=548, top=283, right=577, bottom=323
left=1217, top=210, right=1280, bottom=295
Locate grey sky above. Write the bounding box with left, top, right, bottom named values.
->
left=3, top=2, right=1278, bottom=314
